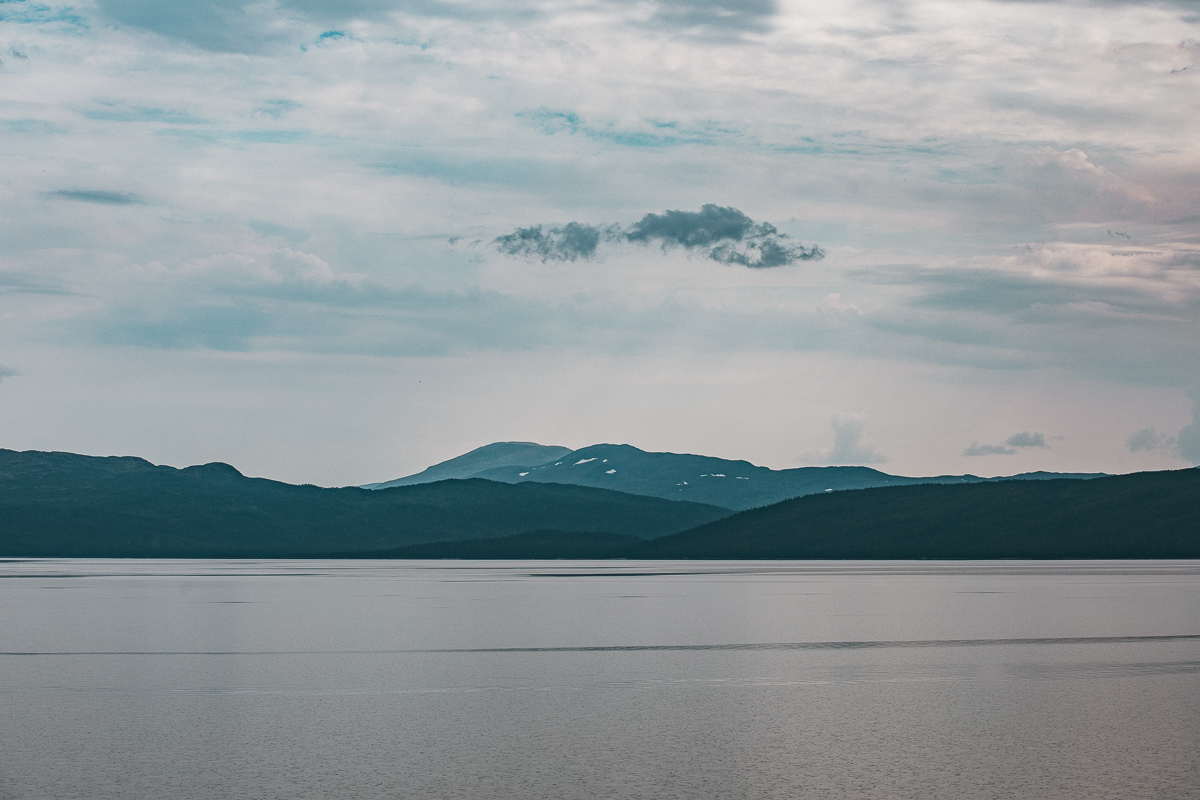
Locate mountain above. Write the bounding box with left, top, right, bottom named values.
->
left=639, top=468, right=1200, bottom=559
left=362, top=441, right=573, bottom=489
left=0, top=449, right=729, bottom=557
left=381, top=469, right=1200, bottom=559
left=4, top=449, right=1191, bottom=560
left=370, top=441, right=1108, bottom=510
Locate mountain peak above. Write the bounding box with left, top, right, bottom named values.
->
left=365, top=441, right=573, bottom=489
left=181, top=462, right=245, bottom=478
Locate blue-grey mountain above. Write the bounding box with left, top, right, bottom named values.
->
left=362, top=441, right=573, bottom=489
left=370, top=442, right=1107, bottom=510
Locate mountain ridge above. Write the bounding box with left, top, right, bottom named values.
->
left=379, top=468, right=1200, bottom=560
left=368, top=441, right=1108, bottom=510
left=363, top=441, right=573, bottom=489
left=0, top=448, right=729, bottom=557
left=1, top=448, right=1192, bottom=560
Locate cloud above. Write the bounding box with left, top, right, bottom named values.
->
left=0, top=271, right=74, bottom=295
left=94, top=0, right=540, bottom=52
left=96, top=0, right=281, bottom=53
left=1179, top=421, right=1200, bottom=465
left=965, top=430, right=1050, bottom=455
left=625, top=204, right=761, bottom=248
left=493, top=222, right=620, bottom=262
left=855, top=243, right=1200, bottom=384
left=964, top=442, right=1017, bottom=456
left=6, top=0, right=1200, bottom=486
left=1178, top=389, right=1200, bottom=466
left=818, top=293, right=860, bottom=315
left=93, top=0, right=779, bottom=54
left=0, top=365, right=16, bottom=383
left=802, top=413, right=887, bottom=465
left=1127, top=392, right=1200, bottom=465
left=90, top=303, right=275, bottom=351
left=1126, top=427, right=1172, bottom=453
left=50, top=190, right=145, bottom=206
left=493, top=205, right=824, bottom=268
left=640, top=0, right=778, bottom=35
left=895, top=248, right=1200, bottom=319
left=0, top=1, right=87, bottom=29
left=626, top=204, right=824, bottom=267
left=248, top=221, right=310, bottom=246
left=1005, top=431, right=1047, bottom=448
left=80, top=101, right=206, bottom=125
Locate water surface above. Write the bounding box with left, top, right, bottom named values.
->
left=2, top=560, right=1198, bottom=799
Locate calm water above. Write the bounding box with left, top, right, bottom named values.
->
left=1, top=560, right=1198, bottom=800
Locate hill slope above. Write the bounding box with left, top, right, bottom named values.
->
left=363, top=441, right=572, bottom=489
left=375, top=441, right=1107, bottom=510
left=637, top=469, right=1200, bottom=559
left=379, top=469, right=1200, bottom=559
left=0, top=449, right=730, bottom=557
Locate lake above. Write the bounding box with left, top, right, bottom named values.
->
left=1, top=559, right=1198, bottom=799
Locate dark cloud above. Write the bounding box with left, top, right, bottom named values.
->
left=0, top=364, right=16, bottom=383
left=626, top=204, right=763, bottom=248
left=626, top=204, right=824, bottom=267
left=494, top=204, right=824, bottom=268
left=51, top=190, right=145, bottom=205
left=493, top=222, right=620, bottom=262
left=1006, top=431, right=1047, bottom=448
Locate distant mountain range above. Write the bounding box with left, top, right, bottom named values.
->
left=0, top=449, right=726, bottom=557
left=634, top=469, right=1200, bottom=559
left=365, top=441, right=1109, bottom=510
left=3, top=447, right=1193, bottom=560
left=388, top=469, right=1200, bottom=560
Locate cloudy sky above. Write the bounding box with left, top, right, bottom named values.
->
left=1, top=0, right=1198, bottom=485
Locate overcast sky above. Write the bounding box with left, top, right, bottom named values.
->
left=1, top=0, right=1198, bottom=484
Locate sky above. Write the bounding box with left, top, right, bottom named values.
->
left=1, top=0, right=1198, bottom=485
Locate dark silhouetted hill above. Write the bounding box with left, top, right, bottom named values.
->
left=380, top=469, right=1200, bottom=559
left=637, top=469, right=1200, bottom=559
left=0, top=449, right=729, bottom=557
